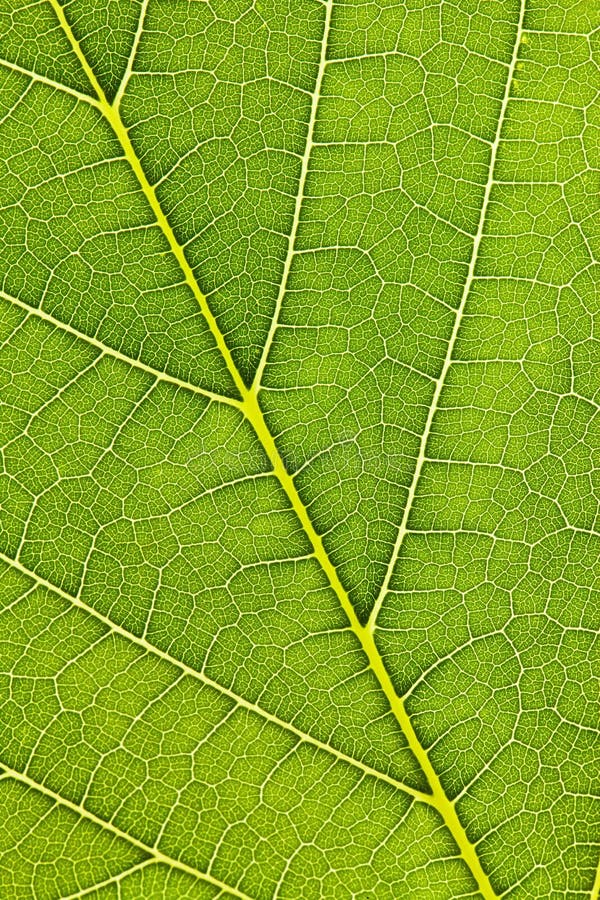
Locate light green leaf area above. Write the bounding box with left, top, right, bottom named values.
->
left=0, top=0, right=598, bottom=897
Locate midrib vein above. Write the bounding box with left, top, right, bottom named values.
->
left=368, top=0, right=527, bottom=631
left=48, top=0, right=247, bottom=402
left=592, top=857, right=600, bottom=900
left=47, top=2, right=498, bottom=897
left=1, top=763, right=254, bottom=900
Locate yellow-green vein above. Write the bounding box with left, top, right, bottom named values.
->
left=47, top=2, right=502, bottom=896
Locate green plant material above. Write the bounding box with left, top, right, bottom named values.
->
left=0, top=1, right=598, bottom=897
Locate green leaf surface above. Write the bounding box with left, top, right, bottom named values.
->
left=0, top=1, right=598, bottom=897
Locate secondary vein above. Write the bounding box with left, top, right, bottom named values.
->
left=251, top=0, right=333, bottom=390
left=57, top=860, right=154, bottom=900
left=1, top=289, right=242, bottom=409
left=1, top=765, right=254, bottom=900
left=368, top=0, right=528, bottom=632
left=0, top=548, right=430, bottom=806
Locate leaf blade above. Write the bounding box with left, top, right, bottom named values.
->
left=0, top=0, right=598, bottom=896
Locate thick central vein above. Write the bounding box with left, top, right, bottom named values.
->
left=48, top=1, right=501, bottom=896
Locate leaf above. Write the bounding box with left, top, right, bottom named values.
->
left=0, top=0, right=598, bottom=897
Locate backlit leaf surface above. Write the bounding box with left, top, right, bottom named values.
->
left=0, top=1, right=598, bottom=897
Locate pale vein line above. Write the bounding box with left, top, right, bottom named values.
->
left=0, top=290, right=242, bottom=410
left=239, top=391, right=502, bottom=900
left=0, top=549, right=430, bottom=805
left=251, top=0, right=333, bottom=390
left=0, top=56, right=100, bottom=109
left=1, top=764, right=253, bottom=900
left=54, top=859, right=154, bottom=900
left=113, top=0, right=150, bottom=110
left=368, top=0, right=527, bottom=631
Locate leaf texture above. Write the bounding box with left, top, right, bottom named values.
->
left=0, top=1, right=599, bottom=897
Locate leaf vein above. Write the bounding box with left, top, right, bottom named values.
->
left=0, top=290, right=241, bottom=409
left=0, top=549, right=430, bottom=805
left=0, top=764, right=253, bottom=900
left=251, top=0, right=333, bottom=389
left=41, top=4, right=526, bottom=896
left=367, top=0, right=528, bottom=632
left=0, top=56, right=100, bottom=109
